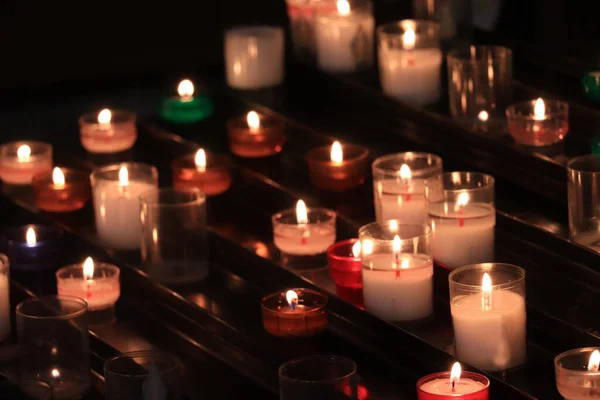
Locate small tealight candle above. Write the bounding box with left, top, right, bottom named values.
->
left=227, top=111, right=286, bottom=157
left=1, top=224, right=63, bottom=271
left=417, top=362, right=490, bottom=399
left=0, top=141, right=53, bottom=185
left=506, top=98, right=569, bottom=146
left=78, top=109, right=137, bottom=153
left=171, top=149, right=232, bottom=196
left=556, top=348, right=600, bottom=399
left=32, top=167, right=90, bottom=212
left=161, top=79, right=214, bottom=124
left=306, top=141, right=369, bottom=191
left=56, top=257, right=120, bottom=311
left=261, top=288, right=328, bottom=337
left=449, top=263, right=527, bottom=371
left=327, top=239, right=364, bottom=308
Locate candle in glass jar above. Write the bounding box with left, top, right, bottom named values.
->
left=79, top=109, right=137, bottom=153
left=0, top=142, right=53, bottom=185
left=227, top=111, right=286, bottom=157
left=32, top=167, right=90, bottom=212
left=171, top=149, right=232, bottom=196
left=161, top=79, right=214, bottom=123
left=1, top=225, right=62, bottom=271
left=417, top=362, right=489, bottom=400
left=307, top=141, right=369, bottom=191
left=555, top=348, right=600, bottom=399
left=506, top=98, right=569, bottom=146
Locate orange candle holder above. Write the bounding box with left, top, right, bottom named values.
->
left=227, top=111, right=286, bottom=158
left=261, top=288, right=328, bottom=338
left=171, top=150, right=232, bottom=196
left=32, top=167, right=90, bottom=212
left=307, top=142, right=369, bottom=191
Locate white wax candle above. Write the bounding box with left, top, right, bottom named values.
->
left=429, top=203, right=495, bottom=268
left=57, top=278, right=120, bottom=311
left=93, top=181, right=156, bottom=250
left=0, top=273, right=9, bottom=340
left=379, top=48, right=442, bottom=106
left=81, top=129, right=137, bottom=154
left=315, top=10, right=374, bottom=73
left=420, top=377, right=486, bottom=394
left=374, top=179, right=427, bottom=224
left=274, top=224, right=336, bottom=255
left=362, top=253, right=433, bottom=321
left=451, top=290, right=526, bottom=371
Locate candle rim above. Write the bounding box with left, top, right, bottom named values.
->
left=272, top=206, right=336, bottom=225
left=555, top=347, right=600, bottom=375
left=56, top=261, right=120, bottom=281
left=417, top=370, right=490, bottom=394
left=79, top=109, right=136, bottom=126
left=0, top=140, right=52, bottom=160
left=90, top=162, right=158, bottom=184
left=327, top=238, right=361, bottom=261
left=372, top=152, right=442, bottom=177
left=448, top=263, right=525, bottom=292
left=261, top=288, right=328, bottom=312
left=15, top=295, right=88, bottom=320
left=505, top=98, right=568, bottom=121
left=425, top=171, right=495, bottom=194
left=171, top=152, right=230, bottom=171
left=358, top=221, right=430, bottom=243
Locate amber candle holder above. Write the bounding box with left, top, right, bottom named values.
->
left=228, top=112, right=286, bottom=158
left=261, top=288, right=328, bottom=338
left=171, top=150, right=232, bottom=196
left=32, top=167, right=90, bottom=212
left=506, top=98, right=569, bottom=146
left=327, top=239, right=363, bottom=308
left=306, top=142, right=369, bottom=191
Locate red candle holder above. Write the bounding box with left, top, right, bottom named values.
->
left=227, top=112, right=286, bottom=158
left=307, top=142, right=369, bottom=191
left=32, top=167, right=90, bottom=212
left=417, top=371, right=489, bottom=400
left=171, top=150, right=232, bottom=196
left=261, top=288, right=328, bottom=338
left=327, top=239, right=363, bottom=308
left=506, top=98, right=569, bottom=146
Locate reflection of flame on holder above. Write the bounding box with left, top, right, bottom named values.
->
left=481, top=273, right=492, bottom=311
left=400, top=164, right=411, bottom=201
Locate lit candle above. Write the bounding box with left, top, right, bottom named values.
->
left=506, top=97, right=569, bottom=146
left=171, top=148, right=232, bottom=196
left=417, top=362, right=490, bottom=399
left=261, top=288, right=328, bottom=338
left=556, top=348, right=600, bottom=399
left=0, top=224, right=62, bottom=271
left=327, top=238, right=364, bottom=308
left=227, top=111, right=286, bottom=157
left=307, top=141, right=369, bottom=191
left=78, top=108, right=137, bottom=153
left=0, top=141, right=53, bottom=185
left=0, top=254, right=9, bottom=341
left=32, top=166, right=90, bottom=212
left=314, top=0, right=374, bottom=73
left=161, top=79, right=214, bottom=124
left=56, top=257, right=120, bottom=311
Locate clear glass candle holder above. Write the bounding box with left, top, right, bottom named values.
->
left=225, top=26, right=284, bottom=90
left=417, top=370, right=490, bottom=399
left=91, top=163, right=158, bottom=250
left=555, top=347, right=600, bottom=399
left=32, top=167, right=90, bottom=212
left=449, top=263, right=526, bottom=371
left=279, top=355, right=358, bottom=400
left=171, top=151, right=231, bottom=196
left=0, top=254, right=9, bottom=342
left=227, top=112, right=286, bottom=158
left=447, top=46, right=513, bottom=132
left=359, top=221, right=433, bottom=322
left=79, top=110, right=137, bottom=154
left=378, top=20, right=443, bottom=106
left=506, top=99, right=569, bottom=146
left=412, top=0, right=473, bottom=50
left=56, top=260, right=120, bottom=311
left=306, top=143, right=369, bottom=191
left=261, top=288, right=328, bottom=338
left=568, top=154, right=600, bottom=251
left=140, top=188, right=208, bottom=285
left=0, top=141, right=53, bottom=185
left=425, top=172, right=495, bottom=269
left=373, top=152, right=443, bottom=225
left=1, top=224, right=63, bottom=271
left=327, top=239, right=363, bottom=308
left=104, top=350, right=181, bottom=400
left=16, top=296, right=90, bottom=400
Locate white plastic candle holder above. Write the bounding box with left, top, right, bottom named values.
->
left=449, top=263, right=526, bottom=371
left=225, top=26, right=284, bottom=90
left=425, top=172, right=495, bottom=269
left=555, top=347, right=600, bottom=399
left=0, top=141, right=52, bottom=185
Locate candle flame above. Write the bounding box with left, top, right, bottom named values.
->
left=83, top=257, right=94, bottom=280
left=330, top=141, right=343, bottom=164
left=352, top=240, right=361, bottom=258
left=589, top=350, right=600, bottom=372
left=337, top=0, right=350, bottom=15
left=389, top=220, right=398, bottom=232
left=296, top=200, right=308, bottom=224
left=450, top=362, right=461, bottom=382
left=533, top=98, right=546, bottom=120
left=17, top=145, right=31, bottom=160
left=455, top=192, right=469, bottom=211
left=25, top=227, right=36, bottom=245
left=478, top=110, right=489, bottom=122
left=392, top=235, right=401, bottom=253
left=178, top=79, right=194, bottom=99
left=361, top=239, right=373, bottom=256
left=51, top=369, right=60, bottom=379
left=98, top=109, right=112, bottom=124
left=195, top=149, right=207, bottom=172
left=482, top=273, right=492, bottom=294
left=403, top=28, right=416, bottom=50
left=52, top=167, right=65, bottom=186
left=118, top=166, right=129, bottom=187
left=399, top=164, right=411, bottom=180
left=247, top=111, right=260, bottom=131
left=286, top=290, right=298, bottom=306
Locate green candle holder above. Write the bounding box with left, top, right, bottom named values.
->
left=582, top=71, right=600, bottom=102
left=161, top=95, right=213, bottom=124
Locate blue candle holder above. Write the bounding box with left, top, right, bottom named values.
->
left=1, top=224, right=63, bottom=271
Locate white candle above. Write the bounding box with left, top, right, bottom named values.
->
left=374, top=165, right=428, bottom=224
left=419, top=363, right=487, bottom=395
left=0, top=269, right=9, bottom=341
left=315, top=0, right=374, bottom=73
left=79, top=109, right=137, bottom=154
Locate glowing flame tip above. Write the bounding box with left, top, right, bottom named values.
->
left=98, top=109, right=112, bottom=124
left=399, top=164, right=411, bottom=180
left=83, top=257, right=94, bottom=280
left=178, top=79, right=195, bottom=98
left=296, top=200, right=308, bottom=224
left=195, top=149, right=207, bottom=172
left=247, top=111, right=260, bottom=130
left=285, top=290, right=298, bottom=306
left=25, top=227, right=36, bottom=245
left=534, top=98, right=546, bottom=120
left=330, top=141, right=343, bottom=164
left=392, top=235, right=401, bottom=253
left=403, top=28, right=416, bottom=49
left=17, top=145, right=31, bottom=160
left=118, top=166, right=129, bottom=186
left=337, top=0, right=350, bottom=15
left=589, top=350, right=600, bottom=372
left=482, top=273, right=492, bottom=293
left=52, top=167, right=65, bottom=185
left=450, top=362, right=461, bottom=382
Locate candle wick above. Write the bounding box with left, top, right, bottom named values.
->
left=291, top=299, right=297, bottom=311
left=452, top=380, right=455, bottom=392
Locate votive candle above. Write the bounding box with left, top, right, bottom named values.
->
left=327, top=239, right=363, bottom=308
left=0, top=141, right=52, bottom=185
left=555, top=347, right=600, bottom=399
left=32, top=167, right=90, bottom=212
left=78, top=109, right=137, bottom=153
left=307, top=141, right=369, bottom=191
left=227, top=111, right=285, bottom=157
left=171, top=149, right=231, bottom=196
left=1, top=225, right=63, bottom=271
left=161, top=79, right=214, bottom=123
left=506, top=98, right=569, bottom=146
left=417, top=362, right=489, bottom=399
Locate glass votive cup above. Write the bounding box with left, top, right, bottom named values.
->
left=425, top=172, right=495, bottom=269
left=506, top=99, right=569, bottom=146
left=261, top=288, right=328, bottom=338
left=327, top=239, right=363, bottom=308
left=417, top=370, right=490, bottom=399
left=16, top=296, right=90, bottom=400
left=359, top=221, right=433, bottom=322
left=91, top=163, right=159, bottom=250
left=447, top=46, right=513, bottom=132
left=161, top=79, right=213, bottom=124
left=285, top=0, right=337, bottom=63
left=227, top=112, right=286, bottom=157
left=140, top=188, right=208, bottom=285
left=0, top=253, right=9, bottom=342
left=378, top=20, right=442, bottom=106
left=555, top=347, right=600, bottom=399
left=279, top=355, right=357, bottom=400
left=104, top=350, right=181, bottom=400
left=56, top=259, right=120, bottom=311
left=306, top=143, right=369, bottom=191
left=0, top=224, right=63, bottom=271
left=32, top=167, right=90, bottom=212
left=314, top=0, right=374, bottom=73
left=78, top=109, right=137, bottom=154
left=225, top=26, right=284, bottom=90
left=567, top=154, right=600, bottom=251
left=171, top=150, right=232, bottom=196
left=449, top=263, right=526, bottom=371
left=373, top=152, right=443, bottom=225
left=0, top=141, right=52, bottom=185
